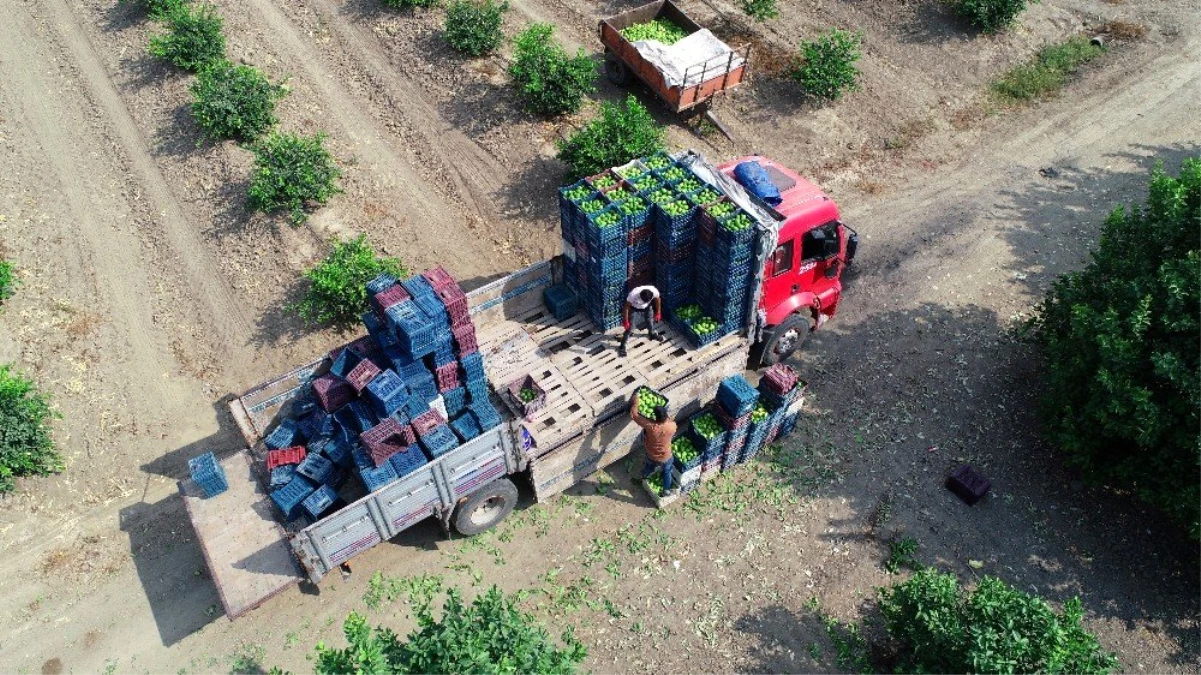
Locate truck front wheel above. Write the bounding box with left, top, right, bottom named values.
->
left=452, top=478, right=519, bottom=536
left=759, top=314, right=811, bottom=367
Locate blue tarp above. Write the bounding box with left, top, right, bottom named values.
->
left=733, top=161, right=781, bottom=206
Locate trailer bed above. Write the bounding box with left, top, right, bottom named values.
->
left=178, top=451, right=302, bottom=619
left=468, top=262, right=749, bottom=498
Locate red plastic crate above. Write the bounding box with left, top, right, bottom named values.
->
left=411, top=409, right=446, bottom=436
left=714, top=400, right=751, bottom=430
left=435, top=362, right=459, bottom=392
left=397, top=421, right=417, bottom=446
left=346, top=359, right=381, bottom=392
left=266, top=446, right=306, bottom=471
left=368, top=439, right=406, bottom=467
left=628, top=224, right=653, bottom=246
left=452, top=323, right=478, bottom=355
left=371, top=284, right=410, bottom=315
left=312, top=374, right=355, bottom=412
left=421, top=266, right=458, bottom=292
left=762, top=363, right=800, bottom=396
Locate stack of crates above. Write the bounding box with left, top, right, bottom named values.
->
left=715, top=375, right=759, bottom=470
left=687, top=408, right=726, bottom=483
left=707, top=206, right=756, bottom=332
left=188, top=451, right=229, bottom=498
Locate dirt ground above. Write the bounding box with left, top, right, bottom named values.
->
left=0, top=0, right=1197, bottom=672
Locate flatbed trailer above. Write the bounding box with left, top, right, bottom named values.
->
left=185, top=152, right=785, bottom=618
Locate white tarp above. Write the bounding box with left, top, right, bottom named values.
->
left=631, top=29, right=744, bottom=89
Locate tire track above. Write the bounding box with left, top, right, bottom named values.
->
left=0, top=8, right=175, bottom=398
left=301, top=0, right=509, bottom=221
left=35, top=0, right=257, bottom=373
left=239, top=0, right=499, bottom=272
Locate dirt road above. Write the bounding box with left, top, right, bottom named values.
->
left=0, top=0, right=1196, bottom=672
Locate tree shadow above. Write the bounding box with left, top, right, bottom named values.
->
left=102, top=0, right=146, bottom=33
left=897, top=0, right=984, bottom=46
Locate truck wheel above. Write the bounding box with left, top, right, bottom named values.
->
left=605, top=54, right=629, bottom=86
left=760, top=315, right=811, bottom=367
left=452, top=478, right=518, bottom=536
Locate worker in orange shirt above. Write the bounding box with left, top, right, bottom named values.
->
left=630, top=390, right=677, bottom=497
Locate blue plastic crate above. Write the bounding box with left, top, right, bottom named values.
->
left=689, top=414, right=728, bottom=461
left=359, top=461, right=398, bottom=493
left=629, top=238, right=652, bottom=262
left=450, top=411, right=482, bottom=442
left=654, top=201, right=698, bottom=232
left=384, top=301, right=438, bottom=358
left=465, top=378, right=489, bottom=404
left=685, top=323, right=725, bottom=348
left=269, top=464, right=297, bottom=489
left=297, top=408, right=334, bottom=442
left=366, top=273, right=399, bottom=296
left=419, top=425, right=459, bottom=459
left=405, top=371, right=439, bottom=404
left=302, top=485, right=338, bottom=520
left=188, top=452, right=229, bottom=498
left=332, top=407, right=361, bottom=438
left=388, top=446, right=428, bottom=479
left=584, top=207, right=628, bottom=248
left=271, top=476, right=317, bottom=520
left=404, top=282, right=449, bottom=326
left=433, top=338, right=456, bottom=366
left=460, top=352, right=486, bottom=384
left=364, top=370, right=409, bottom=418
left=351, top=444, right=374, bottom=470
left=317, top=436, right=353, bottom=468
left=348, top=400, right=377, bottom=435
left=296, top=453, right=334, bottom=484
left=543, top=284, right=578, bottom=321
left=264, top=418, right=304, bottom=450
left=442, top=386, right=467, bottom=417
left=404, top=391, right=432, bottom=418
left=384, top=344, right=416, bottom=374
left=329, top=347, right=363, bottom=379
left=471, top=401, right=502, bottom=430
left=779, top=412, right=799, bottom=437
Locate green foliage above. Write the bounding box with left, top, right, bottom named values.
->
left=1034, top=159, right=1200, bottom=537
left=248, top=132, right=342, bottom=224
left=791, top=28, right=863, bottom=101
left=443, top=0, right=507, bottom=57
left=381, top=0, right=439, bottom=8
left=738, top=0, right=779, bottom=22
left=293, top=235, right=406, bottom=326
left=123, top=0, right=190, bottom=20
left=0, top=365, right=63, bottom=493
left=148, top=2, right=225, bottom=72
left=509, top=24, right=596, bottom=117
left=879, top=569, right=1119, bottom=674
left=556, top=96, right=665, bottom=179
left=190, top=61, right=286, bottom=143
left=884, top=536, right=920, bottom=573
left=313, top=587, right=587, bottom=675
left=952, top=0, right=1034, bottom=33
left=0, top=259, right=16, bottom=305
left=991, top=38, right=1105, bottom=102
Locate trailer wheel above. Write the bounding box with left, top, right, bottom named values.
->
left=759, top=314, right=811, bottom=367
left=452, top=478, right=519, bottom=536
left=604, top=54, right=630, bottom=86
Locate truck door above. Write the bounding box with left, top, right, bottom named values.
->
left=760, top=237, right=797, bottom=312
left=797, top=222, right=841, bottom=299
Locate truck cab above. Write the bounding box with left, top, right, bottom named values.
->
left=718, top=156, right=858, bottom=365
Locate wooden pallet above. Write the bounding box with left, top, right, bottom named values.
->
left=515, top=365, right=592, bottom=456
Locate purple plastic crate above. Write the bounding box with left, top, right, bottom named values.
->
left=312, top=374, right=356, bottom=413
left=946, top=465, right=991, bottom=505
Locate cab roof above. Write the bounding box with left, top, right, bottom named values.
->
left=717, top=155, right=841, bottom=230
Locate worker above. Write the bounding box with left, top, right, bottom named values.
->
left=618, top=285, right=663, bottom=357
left=630, top=390, right=678, bottom=498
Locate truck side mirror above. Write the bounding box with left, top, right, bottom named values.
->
left=846, top=232, right=859, bottom=262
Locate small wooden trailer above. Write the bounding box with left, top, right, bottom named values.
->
left=599, top=0, right=750, bottom=138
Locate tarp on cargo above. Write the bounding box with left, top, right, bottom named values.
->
left=632, top=29, right=745, bottom=88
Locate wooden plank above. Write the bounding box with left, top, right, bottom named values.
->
left=180, top=451, right=302, bottom=619
left=518, top=365, right=592, bottom=455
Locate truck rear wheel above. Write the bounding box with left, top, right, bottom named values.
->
left=759, top=314, right=811, bottom=367
left=452, top=478, right=518, bottom=536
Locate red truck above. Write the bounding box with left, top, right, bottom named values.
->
left=720, top=155, right=859, bottom=365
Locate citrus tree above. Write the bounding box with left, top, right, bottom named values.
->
left=293, top=235, right=406, bottom=326
left=0, top=365, right=62, bottom=493
left=248, top=132, right=341, bottom=224
left=190, top=61, right=287, bottom=143
left=509, top=23, right=596, bottom=117
left=556, top=95, right=664, bottom=178
left=1033, top=158, right=1200, bottom=537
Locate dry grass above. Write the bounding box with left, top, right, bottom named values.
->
left=65, top=313, right=101, bottom=340
left=884, top=117, right=935, bottom=151
left=856, top=179, right=888, bottom=195
left=1097, top=19, right=1147, bottom=41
